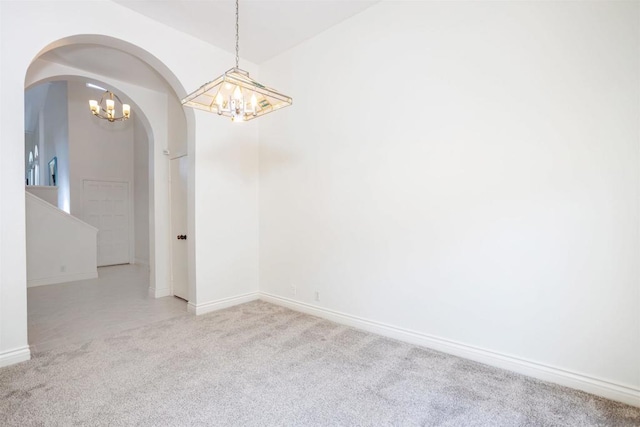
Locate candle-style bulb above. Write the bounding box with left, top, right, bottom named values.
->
left=89, top=100, right=99, bottom=114
left=233, top=86, right=242, bottom=101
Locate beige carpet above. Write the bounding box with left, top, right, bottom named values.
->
left=1, top=301, right=638, bottom=426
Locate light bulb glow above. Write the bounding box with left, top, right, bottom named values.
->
left=89, top=100, right=99, bottom=114
left=233, top=86, right=243, bottom=101
left=123, top=104, right=131, bottom=118
left=106, top=99, right=115, bottom=111
left=216, top=92, right=224, bottom=108
left=251, top=94, right=258, bottom=109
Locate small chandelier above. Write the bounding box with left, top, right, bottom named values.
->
left=181, top=0, right=292, bottom=122
left=89, top=90, right=131, bottom=122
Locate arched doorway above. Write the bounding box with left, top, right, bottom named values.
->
left=2, top=3, right=260, bottom=367
left=22, top=39, right=194, bottom=352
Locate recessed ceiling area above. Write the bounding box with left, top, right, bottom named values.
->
left=112, top=0, right=380, bottom=64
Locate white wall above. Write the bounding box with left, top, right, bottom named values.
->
left=258, top=1, right=639, bottom=404
left=168, top=94, right=187, bottom=157
left=67, top=80, right=134, bottom=228
left=42, top=81, right=69, bottom=210
left=25, top=192, right=97, bottom=287
left=134, top=117, right=149, bottom=266
left=25, top=186, right=57, bottom=206
left=25, top=81, right=69, bottom=208
left=192, top=114, right=259, bottom=311
left=0, top=0, right=261, bottom=366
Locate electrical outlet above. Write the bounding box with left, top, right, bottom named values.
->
left=290, top=284, right=297, bottom=296
left=314, top=291, right=320, bottom=302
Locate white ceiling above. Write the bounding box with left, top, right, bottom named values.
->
left=113, top=0, right=380, bottom=64
left=33, top=1, right=379, bottom=98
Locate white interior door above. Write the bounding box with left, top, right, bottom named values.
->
left=170, top=156, right=188, bottom=300
left=83, top=180, right=130, bottom=267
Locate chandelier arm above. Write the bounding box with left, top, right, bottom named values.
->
left=98, top=91, right=125, bottom=114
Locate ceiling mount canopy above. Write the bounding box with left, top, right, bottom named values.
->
left=89, top=90, right=131, bottom=122
left=181, top=0, right=292, bottom=122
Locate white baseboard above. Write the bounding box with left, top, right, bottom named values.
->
left=188, top=292, right=260, bottom=315
left=260, top=292, right=640, bottom=408
left=27, top=271, right=98, bottom=288
left=0, top=346, right=31, bottom=368
left=148, top=286, right=171, bottom=298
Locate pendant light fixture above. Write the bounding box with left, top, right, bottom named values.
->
left=181, top=0, right=292, bottom=122
left=89, top=90, right=131, bottom=122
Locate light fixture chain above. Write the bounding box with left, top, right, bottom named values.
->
left=235, top=0, right=240, bottom=68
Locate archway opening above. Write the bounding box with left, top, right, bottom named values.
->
left=23, top=37, right=194, bottom=352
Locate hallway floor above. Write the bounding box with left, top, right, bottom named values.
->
left=27, top=264, right=188, bottom=353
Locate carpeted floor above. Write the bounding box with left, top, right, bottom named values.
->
left=1, top=301, right=638, bottom=426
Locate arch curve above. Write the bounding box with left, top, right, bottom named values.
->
left=30, top=34, right=189, bottom=100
